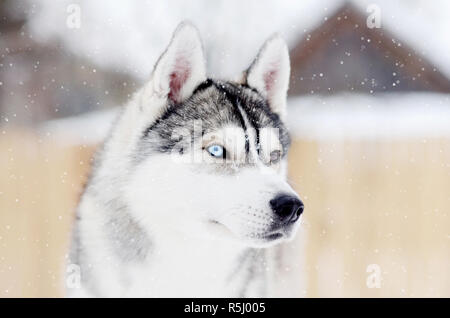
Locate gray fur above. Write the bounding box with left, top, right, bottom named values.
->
left=105, top=201, right=152, bottom=263
left=137, top=80, right=290, bottom=163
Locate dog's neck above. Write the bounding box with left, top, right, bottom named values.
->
left=124, top=224, right=266, bottom=297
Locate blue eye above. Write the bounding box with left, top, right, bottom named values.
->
left=207, top=145, right=225, bottom=158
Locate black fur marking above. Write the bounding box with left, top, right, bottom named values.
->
left=142, top=79, right=213, bottom=139
left=211, top=82, right=250, bottom=155
left=238, top=91, right=291, bottom=158
left=193, top=78, right=214, bottom=95
left=137, top=79, right=290, bottom=163
left=212, top=81, right=291, bottom=159
left=142, top=102, right=177, bottom=139
left=240, top=82, right=260, bottom=95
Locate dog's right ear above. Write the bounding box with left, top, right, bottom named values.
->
left=150, top=22, right=206, bottom=104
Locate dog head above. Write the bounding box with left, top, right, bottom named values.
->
left=124, top=22, right=303, bottom=247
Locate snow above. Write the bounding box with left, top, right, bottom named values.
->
left=40, top=93, right=450, bottom=144
left=288, top=93, right=450, bottom=140
left=40, top=108, right=118, bottom=144
left=26, top=0, right=450, bottom=81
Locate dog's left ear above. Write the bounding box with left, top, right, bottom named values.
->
left=245, top=35, right=290, bottom=119
left=151, top=22, right=206, bottom=104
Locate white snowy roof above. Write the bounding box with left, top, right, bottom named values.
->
left=27, top=0, right=450, bottom=81
left=40, top=108, right=118, bottom=145
left=41, top=93, right=450, bottom=144
left=288, top=93, right=450, bottom=140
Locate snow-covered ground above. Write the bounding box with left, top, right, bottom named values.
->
left=40, top=107, right=119, bottom=144
left=288, top=93, right=450, bottom=140
left=41, top=93, right=450, bottom=144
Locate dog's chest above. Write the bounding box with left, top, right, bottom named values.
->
left=123, top=238, right=253, bottom=297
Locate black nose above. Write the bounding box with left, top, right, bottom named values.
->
left=270, top=194, right=304, bottom=224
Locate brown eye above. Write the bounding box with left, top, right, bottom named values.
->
left=269, top=150, right=281, bottom=164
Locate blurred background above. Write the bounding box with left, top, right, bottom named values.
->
left=1, top=0, right=449, bottom=297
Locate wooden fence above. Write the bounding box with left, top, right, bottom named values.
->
left=1, top=130, right=449, bottom=297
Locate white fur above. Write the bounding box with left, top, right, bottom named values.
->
left=246, top=35, right=290, bottom=119
left=150, top=22, right=206, bottom=103
left=67, top=23, right=301, bottom=298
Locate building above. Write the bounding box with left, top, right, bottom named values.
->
left=288, top=3, right=450, bottom=96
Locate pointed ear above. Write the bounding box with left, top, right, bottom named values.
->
left=245, top=35, right=290, bottom=119
left=151, top=22, right=206, bottom=104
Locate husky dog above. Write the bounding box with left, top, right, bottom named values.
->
left=67, top=22, right=304, bottom=297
